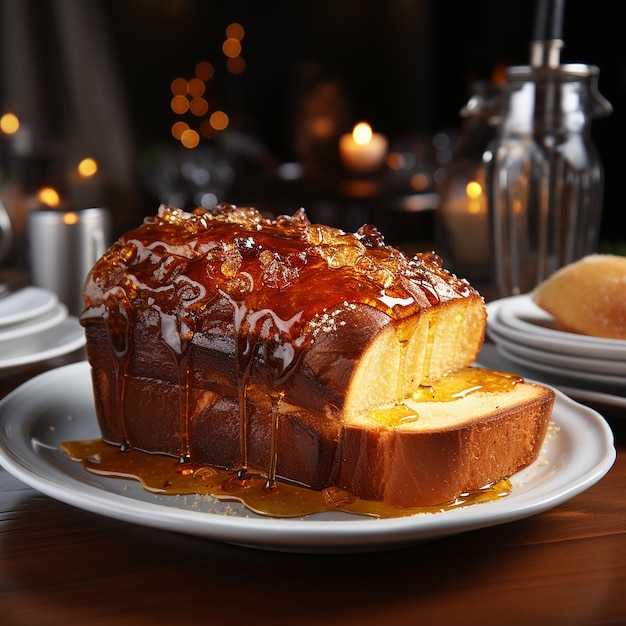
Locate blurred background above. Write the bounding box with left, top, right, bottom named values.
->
left=1, top=0, right=624, bottom=267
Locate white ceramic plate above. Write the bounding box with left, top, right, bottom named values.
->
left=495, top=344, right=625, bottom=390
left=487, top=295, right=626, bottom=360
left=0, top=317, right=86, bottom=372
left=488, top=327, right=626, bottom=380
left=0, top=286, right=58, bottom=327
left=0, top=362, right=615, bottom=553
left=476, top=343, right=626, bottom=415
left=0, top=303, right=68, bottom=344
left=486, top=326, right=626, bottom=377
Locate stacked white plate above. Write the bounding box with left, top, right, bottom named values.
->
left=0, top=286, right=86, bottom=377
left=483, top=294, right=626, bottom=412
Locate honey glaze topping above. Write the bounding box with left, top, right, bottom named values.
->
left=412, top=366, right=522, bottom=402
left=370, top=367, right=522, bottom=428
left=81, top=203, right=477, bottom=331
left=60, top=439, right=511, bottom=519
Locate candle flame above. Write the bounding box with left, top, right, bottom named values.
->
left=352, top=122, right=373, bottom=146
left=465, top=180, right=486, bottom=215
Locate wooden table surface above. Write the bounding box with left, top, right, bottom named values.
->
left=0, top=349, right=624, bottom=626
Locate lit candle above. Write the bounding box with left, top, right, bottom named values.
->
left=444, top=180, right=489, bottom=265
left=339, top=122, right=388, bottom=175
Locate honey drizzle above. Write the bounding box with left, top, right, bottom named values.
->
left=60, top=439, right=511, bottom=519
left=174, top=349, right=192, bottom=461
left=389, top=323, right=419, bottom=422
left=266, top=391, right=284, bottom=491
left=102, top=295, right=133, bottom=451
left=231, top=298, right=256, bottom=477
left=369, top=367, right=522, bottom=427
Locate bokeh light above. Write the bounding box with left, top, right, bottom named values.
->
left=171, top=94, right=190, bottom=114
left=226, top=56, right=246, bottom=75
left=78, top=157, right=98, bottom=178
left=170, top=77, right=188, bottom=96
left=37, top=187, right=61, bottom=207
left=171, top=121, right=189, bottom=140
left=195, top=61, right=214, bottom=81
left=222, top=38, right=242, bottom=58
left=190, top=97, right=209, bottom=116
left=180, top=128, right=200, bottom=149
left=209, top=111, right=229, bottom=131
left=187, top=78, right=206, bottom=97
left=225, top=23, right=245, bottom=40
left=0, top=112, right=19, bottom=135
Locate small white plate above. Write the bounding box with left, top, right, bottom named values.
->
left=0, top=362, right=615, bottom=553
left=486, top=321, right=626, bottom=382
left=495, top=343, right=625, bottom=391
left=0, top=303, right=68, bottom=344
left=0, top=317, right=86, bottom=372
left=487, top=295, right=626, bottom=360
left=486, top=326, right=626, bottom=377
left=0, top=286, right=58, bottom=327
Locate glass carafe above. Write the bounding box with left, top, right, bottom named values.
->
left=436, top=81, right=501, bottom=283
left=486, top=63, right=611, bottom=297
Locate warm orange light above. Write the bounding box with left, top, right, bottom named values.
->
left=195, top=61, right=214, bottom=81
left=37, top=187, right=61, bottom=207
left=310, top=117, right=334, bottom=138
left=210, top=111, right=229, bottom=131
left=171, top=77, right=188, bottom=96
left=352, top=122, right=373, bottom=145
left=226, top=56, right=246, bottom=75
left=226, top=22, right=245, bottom=40
left=410, top=172, right=430, bottom=191
left=180, top=128, right=200, bottom=149
left=491, top=63, right=507, bottom=86
left=78, top=157, right=98, bottom=178
left=0, top=112, right=19, bottom=135
left=222, top=37, right=242, bottom=58
left=171, top=94, right=190, bottom=114
left=387, top=152, right=405, bottom=170
left=466, top=180, right=483, bottom=199
left=63, top=212, right=79, bottom=225
left=187, top=78, right=206, bottom=97
left=171, top=121, right=189, bottom=140
left=190, top=97, right=209, bottom=116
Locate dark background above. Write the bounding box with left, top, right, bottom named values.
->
left=2, top=0, right=624, bottom=244
left=104, top=0, right=625, bottom=241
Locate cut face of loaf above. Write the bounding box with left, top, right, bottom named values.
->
left=339, top=379, right=554, bottom=507
left=333, top=300, right=487, bottom=419
left=80, top=203, right=553, bottom=508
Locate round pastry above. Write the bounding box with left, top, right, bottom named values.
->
left=532, top=254, right=626, bottom=340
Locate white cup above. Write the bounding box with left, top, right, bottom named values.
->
left=28, top=207, right=112, bottom=315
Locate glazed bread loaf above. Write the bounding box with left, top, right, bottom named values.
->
left=532, top=254, right=626, bottom=340
left=81, top=204, right=554, bottom=508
